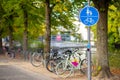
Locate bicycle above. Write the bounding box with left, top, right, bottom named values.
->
left=31, top=48, right=60, bottom=68
left=84, top=18, right=94, bottom=25
left=55, top=48, right=95, bottom=78
left=30, top=49, right=44, bottom=67
left=46, top=48, right=70, bottom=73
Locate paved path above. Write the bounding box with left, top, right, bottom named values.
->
left=0, top=65, right=54, bottom=80
left=0, top=54, right=93, bottom=80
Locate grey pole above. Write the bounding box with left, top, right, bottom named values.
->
left=87, top=0, right=91, bottom=80
left=87, top=27, right=91, bottom=80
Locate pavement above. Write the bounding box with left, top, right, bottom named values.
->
left=0, top=54, right=89, bottom=80
left=0, top=65, right=54, bottom=80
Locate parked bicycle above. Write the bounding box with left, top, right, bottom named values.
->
left=55, top=48, right=95, bottom=78
left=4, top=46, right=22, bottom=59
left=31, top=48, right=60, bottom=68
left=30, top=48, right=44, bottom=67
left=46, top=48, right=71, bottom=73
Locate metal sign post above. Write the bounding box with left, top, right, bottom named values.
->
left=79, top=0, right=99, bottom=80
left=87, top=27, right=91, bottom=80
left=87, top=1, right=91, bottom=80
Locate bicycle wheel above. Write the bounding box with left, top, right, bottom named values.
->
left=80, top=59, right=87, bottom=75
left=46, top=59, right=56, bottom=73
left=80, top=59, right=95, bottom=75
left=31, top=52, right=43, bottom=67
left=55, top=61, right=73, bottom=78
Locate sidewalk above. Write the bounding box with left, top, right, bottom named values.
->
left=0, top=54, right=93, bottom=80
left=0, top=65, right=54, bottom=80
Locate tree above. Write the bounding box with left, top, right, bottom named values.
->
left=0, top=1, right=5, bottom=54
left=20, top=1, right=29, bottom=54
left=18, top=0, right=44, bottom=60
left=0, top=0, right=44, bottom=58
left=0, top=0, right=17, bottom=52
left=1, top=0, right=21, bottom=50
left=7, top=10, right=15, bottom=49
left=93, top=0, right=120, bottom=79
left=43, top=0, right=51, bottom=60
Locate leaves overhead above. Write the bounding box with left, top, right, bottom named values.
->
left=0, top=0, right=90, bottom=40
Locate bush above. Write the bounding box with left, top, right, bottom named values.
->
left=109, top=50, right=120, bottom=68
left=28, top=40, right=44, bottom=50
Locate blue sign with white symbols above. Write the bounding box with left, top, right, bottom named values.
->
left=79, top=6, right=99, bottom=27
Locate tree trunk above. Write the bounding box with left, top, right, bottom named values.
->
left=0, top=3, right=4, bottom=54
left=23, top=25, right=28, bottom=60
left=21, top=3, right=28, bottom=60
left=0, top=36, right=3, bottom=54
left=97, top=10, right=113, bottom=78
left=44, top=0, right=51, bottom=60
left=93, top=0, right=114, bottom=79
left=8, top=12, right=14, bottom=50
left=8, top=26, right=13, bottom=49
left=23, top=24, right=28, bottom=53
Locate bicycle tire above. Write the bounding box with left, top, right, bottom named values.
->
left=46, top=59, right=56, bottom=73
left=80, top=59, right=95, bottom=75
left=55, top=60, right=73, bottom=78
left=80, top=59, right=88, bottom=75
left=31, top=52, right=43, bottom=67
left=46, top=58, right=62, bottom=73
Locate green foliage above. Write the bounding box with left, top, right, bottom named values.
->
left=28, top=40, right=44, bottom=50
left=91, top=25, right=97, bottom=40
left=0, top=2, right=7, bottom=37
left=108, top=5, right=120, bottom=48
left=0, top=0, right=86, bottom=51
left=50, top=0, right=83, bottom=32
left=109, top=50, right=120, bottom=68
left=0, top=0, right=45, bottom=40
left=0, top=0, right=83, bottom=40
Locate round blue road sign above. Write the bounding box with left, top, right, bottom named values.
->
left=79, top=6, right=99, bottom=27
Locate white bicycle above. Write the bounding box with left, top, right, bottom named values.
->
left=55, top=48, right=95, bottom=78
